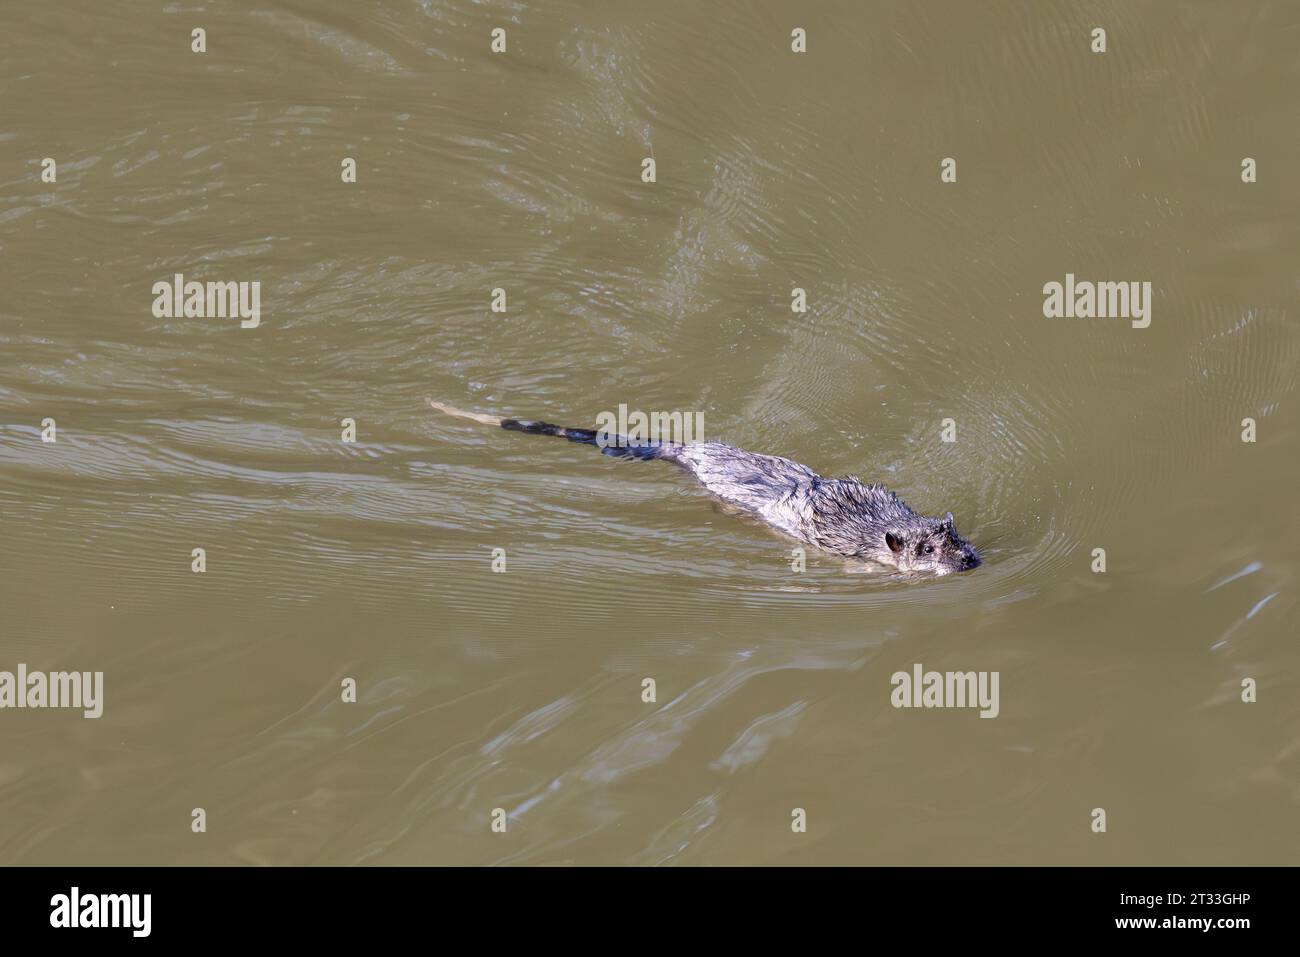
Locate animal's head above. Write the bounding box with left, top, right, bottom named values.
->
left=881, top=511, right=981, bottom=576
left=807, top=481, right=982, bottom=577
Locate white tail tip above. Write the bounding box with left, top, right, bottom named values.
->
left=427, top=398, right=502, bottom=426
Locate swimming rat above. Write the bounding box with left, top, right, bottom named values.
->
left=429, top=400, right=982, bottom=576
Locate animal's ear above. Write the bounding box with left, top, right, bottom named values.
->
left=943, top=511, right=955, bottom=529
left=885, top=531, right=904, bottom=553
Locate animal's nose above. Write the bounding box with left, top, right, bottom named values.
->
left=962, top=550, right=981, bottom=569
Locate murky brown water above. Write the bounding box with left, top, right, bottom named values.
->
left=2, top=1, right=1298, bottom=865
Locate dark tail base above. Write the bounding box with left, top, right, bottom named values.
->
left=501, top=419, right=668, bottom=460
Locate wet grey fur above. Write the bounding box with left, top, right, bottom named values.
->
left=666, top=442, right=981, bottom=575
left=488, top=411, right=982, bottom=577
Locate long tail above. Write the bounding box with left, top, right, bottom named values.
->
left=428, top=399, right=670, bottom=460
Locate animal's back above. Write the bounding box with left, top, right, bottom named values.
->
left=666, top=442, right=819, bottom=537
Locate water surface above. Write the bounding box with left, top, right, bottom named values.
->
left=1, top=0, right=1297, bottom=865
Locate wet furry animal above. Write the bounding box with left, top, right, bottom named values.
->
left=429, top=400, right=982, bottom=576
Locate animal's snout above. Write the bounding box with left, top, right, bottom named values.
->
left=952, top=542, right=981, bottom=570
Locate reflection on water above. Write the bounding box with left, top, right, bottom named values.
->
left=1, top=1, right=1297, bottom=865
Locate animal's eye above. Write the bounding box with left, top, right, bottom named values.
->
left=923, top=544, right=934, bottom=555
